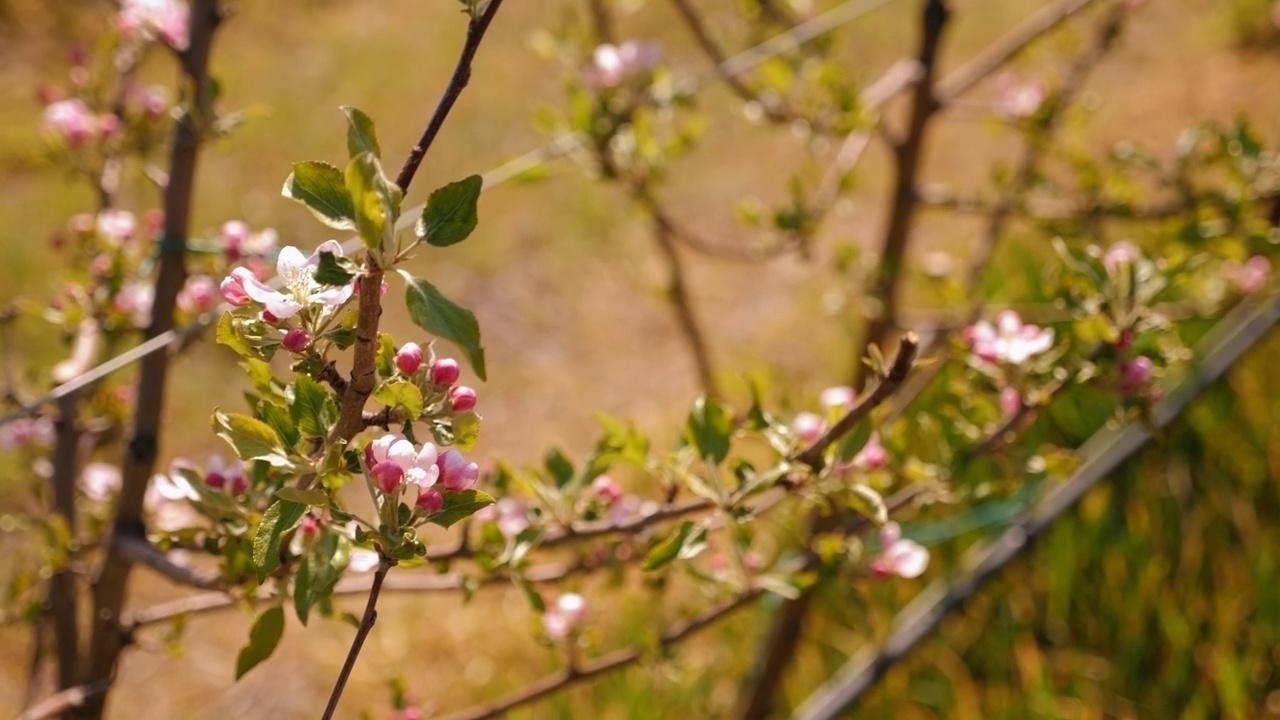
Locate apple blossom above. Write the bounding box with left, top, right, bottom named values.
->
left=81, top=462, right=122, bottom=502
left=177, top=274, right=218, bottom=314
left=349, top=548, right=381, bottom=573
left=585, top=40, right=662, bottom=89
left=965, top=310, right=1054, bottom=365
left=96, top=209, right=137, bottom=245
left=853, top=433, right=887, bottom=471
left=820, top=386, right=856, bottom=410
left=436, top=449, right=479, bottom=492
left=203, top=454, right=247, bottom=494
left=542, top=592, right=588, bottom=638
left=0, top=416, right=55, bottom=450
left=115, top=282, right=155, bottom=328
left=791, top=411, right=825, bottom=445
left=870, top=522, right=929, bottom=579
left=367, top=433, right=440, bottom=490
left=450, top=385, right=477, bottom=412
left=995, top=71, right=1046, bottom=120
left=592, top=475, right=624, bottom=504
left=118, top=0, right=190, bottom=50
left=430, top=357, right=461, bottom=386
left=227, top=241, right=354, bottom=319
left=220, top=269, right=253, bottom=306
left=1103, top=241, right=1138, bottom=274
left=396, top=342, right=424, bottom=376
left=42, top=98, right=96, bottom=146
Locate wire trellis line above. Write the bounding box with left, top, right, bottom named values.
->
left=0, top=0, right=905, bottom=429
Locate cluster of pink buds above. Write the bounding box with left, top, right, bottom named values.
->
left=177, top=274, right=219, bottom=315
left=965, top=310, right=1054, bottom=366
left=870, top=522, right=929, bottom=580
left=219, top=220, right=279, bottom=262
left=584, top=40, right=662, bottom=89
left=202, top=453, right=248, bottom=495
left=542, top=592, right=588, bottom=639
left=0, top=416, right=54, bottom=451
left=41, top=98, right=104, bottom=147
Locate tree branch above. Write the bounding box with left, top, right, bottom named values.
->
left=114, top=535, right=225, bottom=591
left=17, top=678, right=113, bottom=720
left=321, top=557, right=394, bottom=720
left=77, top=3, right=222, bottom=716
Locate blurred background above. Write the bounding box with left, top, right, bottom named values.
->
left=1, top=0, right=1279, bottom=717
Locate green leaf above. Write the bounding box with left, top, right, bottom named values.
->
left=292, top=374, right=337, bottom=439
left=253, top=499, right=307, bottom=580
left=282, top=161, right=355, bottom=230
left=417, top=175, right=482, bottom=247
left=313, top=250, right=356, bottom=286
left=544, top=448, right=575, bottom=488
left=450, top=410, right=481, bottom=451
left=375, top=333, right=396, bottom=378
left=342, top=106, right=381, bottom=159
left=431, top=490, right=495, bottom=529
left=275, top=487, right=329, bottom=506
left=835, top=421, right=874, bottom=463
left=643, top=520, right=707, bottom=571
left=685, top=397, right=732, bottom=465
left=346, top=152, right=392, bottom=250
left=235, top=605, right=285, bottom=679
left=212, top=410, right=292, bottom=467
left=372, top=378, right=425, bottom=419
left=257, top=400, right=300, bottom=452
left=400, top=271, right=486, bottom=380
left=216, top=312, right=253, bottom=359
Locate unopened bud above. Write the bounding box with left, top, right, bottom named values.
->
left=396, top=342, right=424, bottom=376
left=282, top=328, right=311, bottom=353
left=370, top=460, right=405, bottom=494
left=416, top=488, right=444, bottom=513
left=449, top=385, right=477, bottom=412
left=430, top=358, right=460, bottom=386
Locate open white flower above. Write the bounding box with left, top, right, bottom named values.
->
left=236, top=240, right=353, bottom=319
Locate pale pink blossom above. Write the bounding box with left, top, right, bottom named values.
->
left=229, top=241, right=354, bottom=319
left=368, top=433, right=439, bottom=490
left=1223, top=255, right=1271, bottom=294
left=585, top=40, right=662, bottom=89
left=118, top=0, right=190, bottom=50
left=96, top=209, right=137, bottom=245
left=819, top=386, right=856, bottom=410
left=995, top=72, right=1046, bottom=120
left=853, top=433, right=887, bottom=471
left=965, top=310, right=1054, bottom=365
left=1103, top=241, right=1139, bottom=274
left=220, top=221, right=277, bottom=260
left=177, top=274, right=218, bottom=314
left=0, top=416, right=55, bottom=450
left=479, top=497, right=530, bottom=537
left=1000, top=387, right=1022, bottom=417
left=592, top=475, right=624, bottom=504
left=220, top=269, right=253, bottom=306
left=81, top=462, right=122, bottom=501
left=791, top=411, right=825, bottom=445
left=42, top=99, right=97, bottom=146
left=542, top=592, right=587, bottom=638
left=115, top=282, right=155, bottom=328
left=870, top=522, right=929, bottom=579
left=436, top=449, right=479, bottom=492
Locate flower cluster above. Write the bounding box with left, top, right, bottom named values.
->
left=542, top=592, right=588, bottom=639
left=995, top=71, right=1046, bottom=121
left=364, top=432, right=479, bottom=517
left=585, top=41, right=662, bottom=89
left=965, top=311, right=1055, bottom=366
left=870, top=522, right=929, bottom=580
left=118, top=0, right=190, bottom=50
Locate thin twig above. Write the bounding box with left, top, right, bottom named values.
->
left=790, top=290, right=1280, bottom=720
left=321, top=557, right=394, bottom=720
left=114, top=535, right=225, bottom=590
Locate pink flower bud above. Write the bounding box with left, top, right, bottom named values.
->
left=177, top=274, right=218, bottom=314
left=396, top=342, right=424, bottom=376
left=1118, top=355, right=1155, bottom=396
left=592, top=475, right=624, bottom=504
left=219, top=271, right=251, bottom=306
left=262, top=310, right=280, bottom=324
left=282, top=328, right=311, bottom=353
left=791, top=412, right=825, bottom=445
left=205, top=470, right=226, bottom=490
left=300, top=515, right=321, bottom=538
left=543, top=592, right=588, bottom=638
left=416, top=488, right=444, bottom=513
left=436, top=450, right=479, bottom=492
left=1000, top=387, right=1022, bottom=417
left=42, top=98, right=96, bottom=146
left=430, top=358, right=461, bottom=386
left=450, top=386, right=477, bottom=412
left=220, top=220, right=250, bottom=260
left=1103, top=241, right=1138, bottom=274
left=97, top=113, right=121, bottom=140
left=371, top=460, right=405, bottom=494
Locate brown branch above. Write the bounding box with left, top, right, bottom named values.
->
left=852, top=0, right=950, bottom=388
left=586, top=0, right=615, bottom=45
left=321, top=557, right=394, bottom=720
left=328, top=263, right=385, bottom=443
left=78, top=3, right=221, bottom=716
left=438, top=588, right=765, bottom=720
left=635, top=183, right=792, bottom=262
left=48, top=393, right=82, bottom=693
left=393, top=0, right=506, bottom=192
left=795, top=333, right=919, bottom=468
left=114, top=535, right=225, bottom=591
left=645, top=190, right=721, bottom=399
